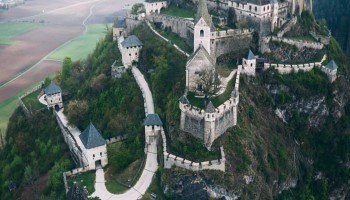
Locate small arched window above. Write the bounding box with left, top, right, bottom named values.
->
left=200, top=30, right=204, bottom=37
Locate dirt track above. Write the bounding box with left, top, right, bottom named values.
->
left=0, top=0, right=141, bottom=101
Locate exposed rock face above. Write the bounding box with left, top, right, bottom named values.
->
left=275, top=96, right=329, bottom=127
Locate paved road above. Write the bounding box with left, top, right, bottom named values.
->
left=90, top=66, right=158, bottom=200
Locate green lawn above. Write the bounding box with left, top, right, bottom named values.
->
left=48, top=24, right=109, bottom=61
left=105, top=143, right=145, bottom=194
left=0, top=83, right=43, bottom=135
left=67, top=170, right=96, bottom=195
left=161, top=5, right=195, bottom=18
left=153, top=25, right=193, bottom=54
left=0, top=22, right=43, bottom=45
left=21, top=90, right=46, bottom=111
left=187, top=76, right=235, bottom=109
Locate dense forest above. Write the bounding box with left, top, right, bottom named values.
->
left=314, top=0, right=350, bottom=59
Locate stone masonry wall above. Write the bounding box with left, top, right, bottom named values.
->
left=212, top=29, right=253, bottom=58
left=160, top=128, right=226, bottom=172
left=147, top=13, right=194, bottom=41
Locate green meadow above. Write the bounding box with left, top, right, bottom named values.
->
left=0, top=22, right=43, bottom=45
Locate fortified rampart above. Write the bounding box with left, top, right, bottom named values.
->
left=18, top=83, right=43, bottom=117
left=147, top=13, right=194, bottom=43
left=261, top=36, right=324, bottom=53
left=310, top=31, right=331, bottom=45
left=211, top=29, right=253, bottom=57
left=180, top=69, right=241, bottom=149
left=160, top=128, right=226, bottom=172
left=55, top=111, right=89, bottom=168
left=277, top=17, right=297, bottom=38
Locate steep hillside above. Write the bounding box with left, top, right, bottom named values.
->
left=313, top=0, right=350, bottom=59
left=131, top=21, right=350, bottom=200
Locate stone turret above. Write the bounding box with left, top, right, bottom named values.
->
left=179, top=95, right=190, bottom=130
left=204, top=101, right=216, bottom=149
left=242, top=49, right=257, bottom=76
left=231, top=89, right=239, bottom=125
left=271, top=0, right=279, bottom=32
left=194, top=0, right=214, bottom=54
left=44, top=82, right=63, bottom=110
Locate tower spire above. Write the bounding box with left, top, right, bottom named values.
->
left=194, top=0, right=212, bottom=26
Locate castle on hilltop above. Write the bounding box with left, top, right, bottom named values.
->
left=180, top=0, right=242, bottom=149
left=228, top=0, right=312, bottom=35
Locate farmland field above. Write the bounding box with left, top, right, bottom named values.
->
left=48, top=24, right=110, bottom=61
left=0, top=21, right=43, bottom=45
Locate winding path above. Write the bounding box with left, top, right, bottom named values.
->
left=90, top=66, right=158, bottom=200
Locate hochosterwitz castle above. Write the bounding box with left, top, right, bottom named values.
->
left=14, top=0, right=340, bottom=198
left=114, top=0, right=334, bottom=150
left=112, top=0, right=337, bottom=150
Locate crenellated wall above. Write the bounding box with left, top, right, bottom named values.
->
left=270, top=36, right=324, bottom=49
left=160, top=128, right=226, bottom=172
left=211, top=29, right=253, bottom=57
left=147, top=13, right=194, bottom=43
left=277, top=17, right=297, bottom=38
left=180, top=68, right=241, bottom=149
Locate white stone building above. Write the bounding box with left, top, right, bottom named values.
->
left=321, top=60, right=338, bottom=82
left=241, top=49, right=257, bottom=76
left=179, top=89, right=239, bottom=149
left=120, top=35, right=143, bottom=67
left=227, top=0, right=293, bottom=33
left=44, top=82, right=63, bottom=110
left=79, top=123, right=108, bottom=169
left=144, top=1, right=167, bottom=15
left=113, top=18, right=127, bottom=41
left=186, top=45, right=216, bottom=92
left=144, top=114, right=163, bottom=145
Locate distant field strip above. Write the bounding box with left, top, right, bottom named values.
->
left=0, top=22, right=43, bottom=45
left=48, top=24, right=109, bottom=61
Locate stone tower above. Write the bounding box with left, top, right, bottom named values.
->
left=271, top=0, right=279, bottom=32
left=204, top=101, right=216, bottom=149
left=194, top=0, right=214, bottom=54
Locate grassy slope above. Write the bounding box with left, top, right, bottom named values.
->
left=161, top=6, right=195, bottom=18
left=0, top=22, right=43, bottom=45
left=0, top=83, right=42, bottom=134
left=48, top=24, right=109, bottom=61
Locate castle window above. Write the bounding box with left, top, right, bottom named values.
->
left=200, top=30, right=204, bottom=37
left=251, top=63, right=253, bottom=67
left=255, top=7, right=257, bottom=12
left=135, top=53, right=138, bottom=55
left=249, top=5, right=251, bottom=11
left=129, top=53, right=131, bottom=56
left=100, top=152, right=102, bottom=156
left=263, top=7, right=265, bottom=12
left=268, top=6, right=270, bottom=10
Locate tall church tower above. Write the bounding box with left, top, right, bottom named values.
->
left=194, top=0, right=214, bottom=54
left=271, top=0, right=279, bottom=32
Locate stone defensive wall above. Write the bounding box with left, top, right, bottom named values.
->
left=310, top=31, right=331, bottom=45
left=264, top=54, right=327, bottom=74
left=277, top=17, right=297, bottom=38
left=18, top=83, right=43, bottom=117
left=270, top=36, right=324, bottom=50
left=54, top=111, right=89, bottom=168
left=160, top=128, right=226, bottom=172
left=212, top=29, right=253, bottom=58
left=146, top=13, right=194, bottom=40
